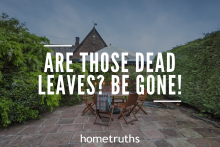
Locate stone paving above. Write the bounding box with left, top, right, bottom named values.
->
left=0, top=103, right=220, bottom=147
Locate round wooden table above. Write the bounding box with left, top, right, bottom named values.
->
left=95, top=91, right=129, bottom=114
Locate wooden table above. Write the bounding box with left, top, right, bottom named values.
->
left=95, top=91, right=129, bottom=106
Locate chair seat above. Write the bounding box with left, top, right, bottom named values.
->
left=118, top=103, right=133, bottom=109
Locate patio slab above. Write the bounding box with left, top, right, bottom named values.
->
left=159, top=129, right=184, bottom=138
left=192, top=128, right=220, bottom=137
left=176, top=128, right=203, bottom=138
left=0, top=102, right=219, bottom=147
left=0, top=136, right=17, bottom=147
left=152, top=139, right=172, bottom=147
left=139, top=121, right=161, bottom=130
left=56, top=118, right=75, bottom=124
left=41, top=133, right=72, bottom=146
left=39, top=125, right=61, bottom=134
left=188, top=138, right=219, bottom=147
left=142, top=129, right=165, bottom=140
left=165, top=138, right=195, bottom=147
left=84, top=124, right=103, bottom=131
left=138, top=140, right=156, bottom=147
left=18, top=126, right=43, bottom=135
left=59, top=124, right=84, bottom=133
left=75, top=117, right=89, bottom=123
left=42, top=118, right=59, bottom=125
left=8, top=134, right=46, bottom=147
left=0, top=124, right=26, bottom=136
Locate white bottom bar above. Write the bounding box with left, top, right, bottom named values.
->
left=153, top=100, right=181, bottom=102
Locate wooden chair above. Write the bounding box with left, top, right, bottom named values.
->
left=117, top=93, right=139, bottom=124
left=82, top=94, right=95, bottom=116
left=135, top=89, right=148, bottom=114
left=94, top=94, right=114, bottom=126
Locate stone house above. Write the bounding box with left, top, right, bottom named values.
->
left=49, top=27, right=107, bottom=61
left=71, top=27, right=107, bottom=60
left=49, top=27, right=152, bottom=68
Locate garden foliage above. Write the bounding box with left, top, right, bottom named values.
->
left=0, top=13, right=61, bottom=126
left=151, top=30, right=220, bottom=116
left=0, top=13, right=120, bottom=126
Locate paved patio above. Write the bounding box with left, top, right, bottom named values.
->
left=0, top=102, right=220, bottom=147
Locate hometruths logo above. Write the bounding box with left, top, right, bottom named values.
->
left=81, top=134, right=140, bottom=143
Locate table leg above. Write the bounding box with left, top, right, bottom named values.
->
left=112, top=96, right=114, bottom=105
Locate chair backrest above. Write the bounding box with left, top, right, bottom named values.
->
left=82, top=94, right=91, bottom=105
left=143, top=89, right=147, bottom=97
left=81, top=89, right=86, bottom=100
left=139, top=88, right=147, bottom=99
left=126, top=93, right=139, bottom=107
left=82, top=89, right=94, bottom=105
left=93, top=93, right=97, bottom=107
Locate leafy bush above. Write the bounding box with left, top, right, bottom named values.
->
left=0, top=13, right=61, bottom=126
left=56, top=62, right=88, bottom=106
left=152, top=30, right=220, bottom=116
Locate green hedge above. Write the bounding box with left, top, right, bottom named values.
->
left=0, top=13, right=61, bottom=126
left=152, top=30, right=220, bottom=116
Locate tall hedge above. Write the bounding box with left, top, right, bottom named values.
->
left=0, top=13, right=61, bottom=126
left=152, top=30, right=220, bottom=116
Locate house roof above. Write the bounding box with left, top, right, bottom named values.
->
left=49, top=45, right=76, bottom=59
left=73, top=27, right=107, bottom=54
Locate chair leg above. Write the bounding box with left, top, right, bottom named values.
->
left=88, top=105, right=96, bottom=115
left=82, top=104, right=95, bottom=116
left=135, top=106, right=141, bottom=114
left=94, top=109, right=113, bottom=126
left=87, top=104, right=96, bottom=115
left=94, top=109, right=100, bottom=124
left=138, top=105, right=147, bottom=114
left=91, top=103, right=95, bottom=111
left=126, top=106, right=138, bottom=123
left=125, top=108, right=132, bottom=116
left=118, top=107, right=128, bottom=124
left=108, top=111, right=112, bottom=126
left=118, top=108, right=126, bottom=119
left=82, top=107, right=89, bottom=116
left=127, top=105, right=137, bottom=116
left=98, top=110, right=102, bottom=119
left=131, top=109, right=138, bottom=121
left=135, top=102, right=143, bottom=113
left=111, top=106, right=114, bottom=121
left=82, top=106, right=88, bottom=113
left=135, top=102, right=147, bottom=114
